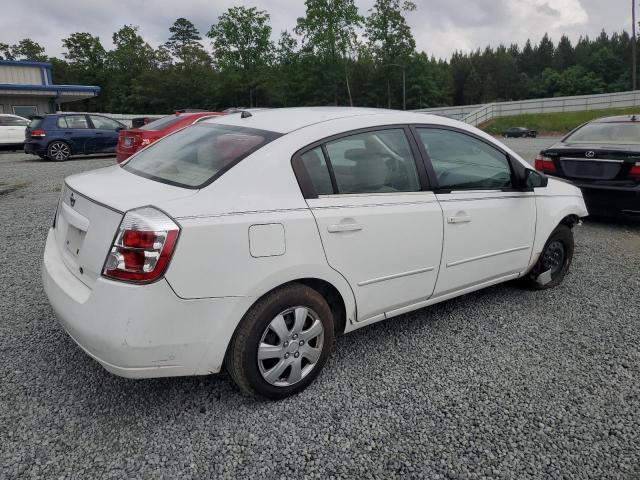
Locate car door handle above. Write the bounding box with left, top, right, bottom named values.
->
left=447, top=215, right=472, bottom=224
left=95, top=132, right=104, bottom=135
left=327, top=223, right=363, bottom=233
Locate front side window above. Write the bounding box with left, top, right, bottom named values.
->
left=58, top=115, right=89, bottom=129
left=123, top=123, right=279, bottom=189
left=417, top=128, right=512, bottom=191
left=324, top=129, right=420, bottom=194
left=90, top=115, right=122, bottom=130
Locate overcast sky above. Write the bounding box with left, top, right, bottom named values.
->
left=0, top=0, right=633, bottom=60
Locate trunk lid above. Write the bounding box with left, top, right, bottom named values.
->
left=55, top=165, right=197, bottom=288
left=545, top=144, right=640, bottom=182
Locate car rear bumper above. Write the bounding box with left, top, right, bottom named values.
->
left=24, top=140, right=46, bottom=155
left=576, top=182, right=640, bottom=217
left=42, top=228, right=246, bottom=378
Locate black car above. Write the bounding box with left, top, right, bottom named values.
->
left=535, top=115, right=640, bottom=218
left=503, top=127, right=537, bottom=138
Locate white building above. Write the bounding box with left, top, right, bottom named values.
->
left=0, top=60, right=100, bottom=118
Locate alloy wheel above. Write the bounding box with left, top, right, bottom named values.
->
left=257, top=306, right=324, bottom=387
left=49, top=142, right=70, bottom=161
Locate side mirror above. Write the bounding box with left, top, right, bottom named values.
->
left=525, top=169, right=548, bottom=188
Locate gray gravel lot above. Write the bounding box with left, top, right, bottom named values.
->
left=1, top=138, right=639, bottom=479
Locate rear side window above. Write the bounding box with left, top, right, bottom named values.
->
left=416, top=128, right=512, bottom=191
left=299, top=147, right=334, bottom=195
left=140, top=114, right=188, bottom=131
left=324, top=129, right=420, bottom=194
left=123, top=123, right=280, bottom=189
left=90, top=115, right=122, bottom=130
left=57, top=115, right=89, bottom=129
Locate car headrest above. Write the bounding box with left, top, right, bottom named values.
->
left=344, top=148, right=369, bottom=161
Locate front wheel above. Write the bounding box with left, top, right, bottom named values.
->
left=225, top=284, right=335, bottom=399
left=47, top=141, right=71, bottom=161
left=521, top=224, right=574, bottom=290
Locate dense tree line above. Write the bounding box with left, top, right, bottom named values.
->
left=0, top=0, right=637, bottom=113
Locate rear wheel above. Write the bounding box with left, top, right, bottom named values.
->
left=47, top=141, right=71, bottom=161
left=521, top=224, right=574, bottom=290
left=225, top=284, right=334, bottom=399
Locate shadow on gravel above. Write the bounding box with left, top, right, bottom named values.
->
left=44, top=282, right=518, bottom=415
left=0, top=182, right=29, bottom=195
left=584, top=216, right=640, bottom=230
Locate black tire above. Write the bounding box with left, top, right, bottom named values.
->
left=47, top=141, right=71, bottom=161
left=225, top=284, right=335, bottom=399
left=521, top=224, right=574, bottom=290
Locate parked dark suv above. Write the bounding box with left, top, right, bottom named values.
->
left=24, top=113, right=125, bottom=161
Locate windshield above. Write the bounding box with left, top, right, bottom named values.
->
left=565, top=122, right=640, bottom=145
left=139, top=114, right=190, bottom=131
left=122, top=123, right=280, bottom=188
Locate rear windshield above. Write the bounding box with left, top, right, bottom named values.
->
left=29, top=117, right=43, bottom=128
left=565, top=122, right=640, bottom=145
left=122, top=123, right=280, bottom=188
left=139, top=114, right=190, bottom=131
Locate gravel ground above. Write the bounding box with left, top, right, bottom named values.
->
left=1, top=139, right=639, bottom=479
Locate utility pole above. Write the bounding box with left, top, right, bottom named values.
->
left=633, top=0, right=637, bottom=89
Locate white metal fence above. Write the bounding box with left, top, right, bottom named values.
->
left=63, top=90, right=640, bottom=128
left=415, top=90, right=640, bottom=126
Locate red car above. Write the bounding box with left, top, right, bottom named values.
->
left=116, top=111, right=223, bottom=163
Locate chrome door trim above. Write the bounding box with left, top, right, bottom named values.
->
left=358, top=266, right=435, bottom=287
left=446, top=245, right=531, bottom=268
left=560, top=157, right=624, bottom=163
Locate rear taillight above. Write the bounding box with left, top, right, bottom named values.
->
left=103, top=207, right=180, bottom=283
left=534, top=155, right=556, bottom=174
left=30, top=129, right=46, bottom=138
left=140, top=137, right=153, bottom=146
left=629, top=163, right=640, bottom=180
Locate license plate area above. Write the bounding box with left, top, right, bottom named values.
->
left=65, top=225, right=86, bottom=258
left=561, top=159, right=621, bottom=180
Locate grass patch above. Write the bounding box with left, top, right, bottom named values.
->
left=481, top=106, right=640, bottom=136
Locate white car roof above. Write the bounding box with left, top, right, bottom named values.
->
left=201, top=107, right=444, bottom=134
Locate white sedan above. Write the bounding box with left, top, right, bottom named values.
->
left=0, top=114, right=30, bottom=145
left=42, top=108, right=588, bottom=399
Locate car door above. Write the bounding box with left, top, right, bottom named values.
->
left=58, top=115, right=93, bottom=153
left=294, top=127, right=444, bottom=323
left=412, top=126, right=536, bottom=297
left=3, top=116, right=29, bottom=143
left=89, top=115, right=124, bottom=152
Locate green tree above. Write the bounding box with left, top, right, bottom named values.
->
left=295, top=0, right=363, bottom=105
left=0, top=43, right=14, bottom=60
left=165, top=18, right=210, bottom=66
left=365, top=0, right=416, bottom=108
left=62, top=33, right=106, bottom=69
left=553, top=35, right=574, bottom=71
left=207, top=6, right=273, bottom=107
left=11, top=39, right=47, bottom=61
